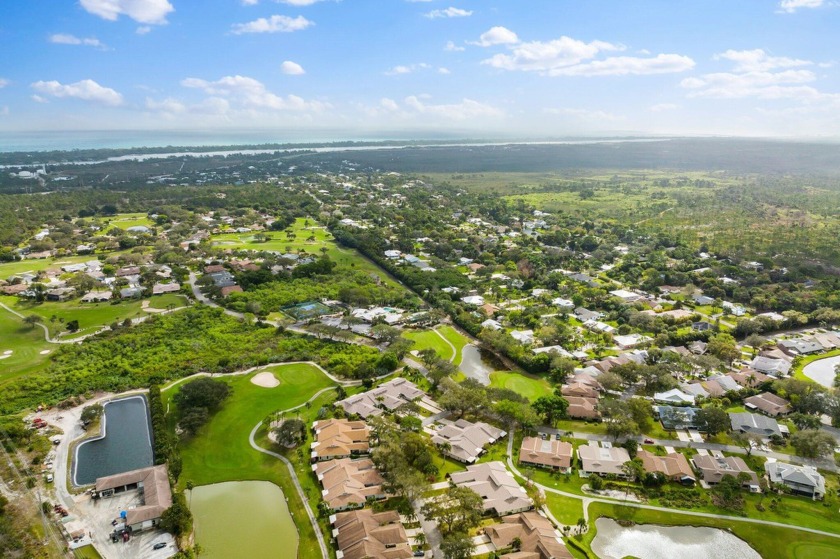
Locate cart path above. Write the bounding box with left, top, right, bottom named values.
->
left=431, top=327, right=457, bottom=363
left=248, top=387, right=337, bottom=559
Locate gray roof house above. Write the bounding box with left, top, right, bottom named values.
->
left=449, top=461, right=533, bottom=516
left=692, top=455, right=759, bottom=487
left=431, top=419, right=505, bottom=464
left=337, top=378, right=425, bottom=419
left=577, top=442, right=632, bottom=478
left=729, top=412, right=782, bottom=438
left=765, top=462, right=825, bottom=499
left=750, top=356, right=792, bottom=377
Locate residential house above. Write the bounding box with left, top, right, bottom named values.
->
left=220, top=285, right=243, bottom=297
left=45, top=287, right=75, bottom=302
left=729, top=369, right=771, bottom=388
left=431, top=419, right=505, bottom=464
left=778, top=338, right=824, bottom=356
left=93, top=465, right=171, bottom=533
left=312, top=458, right=385, bottom=511
left=577, top=442, right=632, bottom=478
left=461, top=295, right=485, bottom=306
left=337, top=378, right=424, bottom=419
left=510, top=330, right=535, bottom=345
left=484, top=512, right=573, bottom=559
left=574, top=307, right=601, bottom=322
left=561, top=381, right=600, bottom=399
left=115, top=266, right=141, bottom=278
left=449, top=461, right=533, bottom=515
left=610, top=289, right=641, bottom=303
left=311, top=419, right=370, bottom=462
left=637, top=449, right=695, bottom=484
left=750, top=356, right=792, bottom=377
left=729, top=412, right=783, bottom=439
left=655, top=406, right=702, bottom=431
left=565, top=396, right=601, bottom=420
left=614, top=334, right=651, bottom=350
left=119, top=287, right=144, bottom=299
left=654, top=389, right=695, bottom=405
left=691, top=455, right=759, bottom=487
left=151, top=282, right=180, bottom=295
left=519, top=437, right=573, bottom=472
left=331, top=509, right=412, bottom=559
left=765, top=462, right=825, bottom=499
left=744, top=393, right=791, bottom=417
left=481, top=319, right=503, bottom=331
left=81, top=290, right=112, bottom=303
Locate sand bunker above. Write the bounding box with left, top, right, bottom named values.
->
left=3, top=350, right=12, bottom=355
left=40, top=350, right=52, bottom=355
left=0, top=355, right=9, bottom=360
left=251, top=371, right=280, bottom=388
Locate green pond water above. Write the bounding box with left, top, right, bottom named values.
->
left=189, top=480, right=298, bottom=559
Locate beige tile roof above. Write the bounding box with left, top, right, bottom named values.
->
left=637, top=449, right=695, bottom=480
left=311, top=419, right=370, bottom=460
left=313, top=458, right=384, bottom=510
left=519, top=437, right=573, bottom=470
left=485, top=512, right=573, bottom=559
left=432, top=419, right=506, bottom=463
left=577, top=443, right=631, bottom=476
left=333, top=509, right=412, bottom=559
left=95, top=465, right=172, bottom=527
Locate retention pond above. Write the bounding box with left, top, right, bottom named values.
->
left=73, top=395, right=154, bottom=486
left=189, top=480, right=298, bottom=559
left=590, top=518, right=761, bottom=559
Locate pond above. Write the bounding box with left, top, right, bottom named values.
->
left=73, top=395, right=154, bottom=486
left=590, top=518, right=761, bottom=559
left=802, top=354, right=840, bottom=388
left=459, top=344, right=495, bottom=384
left=189, top=481, right=298, bottom=559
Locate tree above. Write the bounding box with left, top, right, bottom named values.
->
left=531, top=395, right=569, bottom=427
left=790, top=429, right=836, bottom=458
left=421, top=486, right=484, bottom=535
left=440, top=532, right=473, bottom=559
left=731, top=431, right=761, bottom=457
left=174, top=377, right=231, bottom=414
left=438, top=379, right=488, bottom=418
left=178, top=407, right=209, bottom=436
left=23, top=314, right=42, bottom=329
left=80, top=404, right=104, bottom=425
left=788, top=412, right=822, bottom=431
left=274, top=418, right=307, bottom=447
left=626, top=398, right=653, bottom=432
left=160, top=491, right=193, bottom=536
left=494, top=400, right=539, bottom=430
left=67, top=319, right=80, bottom=332
left=695, top=407, right=730, bottom=436
left=707, top=333, right=741, bottom=364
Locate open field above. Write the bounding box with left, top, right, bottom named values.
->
left=1, top=295, right=146, bottom=337
left=92, top=212, right=153, bottom=235
left=0, top=255, right=93, bottom=279
left=146, top=293, right=189, bottom=310
left=581, top=502, right=840, bottom=559
left=489, top=371, right=552, bottom=401
left=166, top=363, right=335, bottom=559
left=437, top=325, right=470, bottom=365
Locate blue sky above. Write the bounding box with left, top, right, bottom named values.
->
left=1, top=0, right=839, bottom=138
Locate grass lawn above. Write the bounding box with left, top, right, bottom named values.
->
left=403, top=329, right=454, bottom=361
left=73, top=545, right=103, bottom=559
left=166, top=363, right=336, bottom=559
left=488, top=371, right=553, bottom=402
left=1, top=295, right=146, bottom=338
left=92, top=213, right=153, bottom=234
left=146, top=293, right=189, bottom=310
left=583, top=502, right=840, bottom=559
left=0, top=307, right=53, bottom=384
left=545, top=492, right=585, bottom=526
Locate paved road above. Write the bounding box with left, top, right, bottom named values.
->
left=248, top=387, right=338, bottom=559
left=504, top=431, right=840, bottom=539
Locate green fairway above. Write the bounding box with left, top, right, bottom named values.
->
left=73, top=545, right=103, bottom=559
left=1, top=295, right=146, bottom=338
left=436, top=325, right=470, bottom=365
left=545, top=492, right=585, bottom=526
left=146, top=293, right=189, bottom=310
left=489, top=371, right=553, bottom=401
left=404, top=329, right=454, bottom=361
left=92, top=212, right=153, bottom=235
left=0, top=308, right=53, bottom=384
left=584, top=502, right=840, bottom=559
left=166, top=363, right=335, bottom=559
left=0, top=255, right=93, bottom=279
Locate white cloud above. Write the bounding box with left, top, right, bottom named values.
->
left=544, top=107, right=623, bottom=121
left=469, top=26, right=519, bottom=47
left=481, top=34, right=693, bottom=77
left=136, top=26, right=152, bottom=35
left=281, top=60, right=306, bottom=75
left=649, top=103, right=679, bottom=112
left=425, top=7, right=473, bottom=19
left=277, top=0, right=326, bottom=4
left=145, top=96, right=230, bottom=116
left=779, top=0, right=824, bottom=13
left=80, top=0, right=173, bottom=25
left=0, top=78, right=8, bottom=88
left=385, top=63, right=430, bottom=75
left=31, top=95, right=48, bottom=103
left=715, top=49, right=812, bottom=72
left=242, top=0, right=259, bottom=4
left=231, top=15, right=314, bottom=34
left=49, top=33, right=107, bottom=49
left=181, top=75, right=328, bottom=111
left=403, top=96, right=502, bottom=120
left=438, top=67, right=451, bottom=74
left=30, top=79, right=124, bottom=106
left=444, top=40, right=464, bottom=52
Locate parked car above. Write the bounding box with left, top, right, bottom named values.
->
left=45, top=474, right=53, bottom=483
left=153, top=542, right=167, bottom=550
left=643, top=438, right=654, bottom=444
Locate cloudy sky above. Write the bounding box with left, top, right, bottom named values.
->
left=1, top=0, right=839, bottom=138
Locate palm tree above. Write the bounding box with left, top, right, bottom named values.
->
left=576, top=518, right=587, bottom=534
